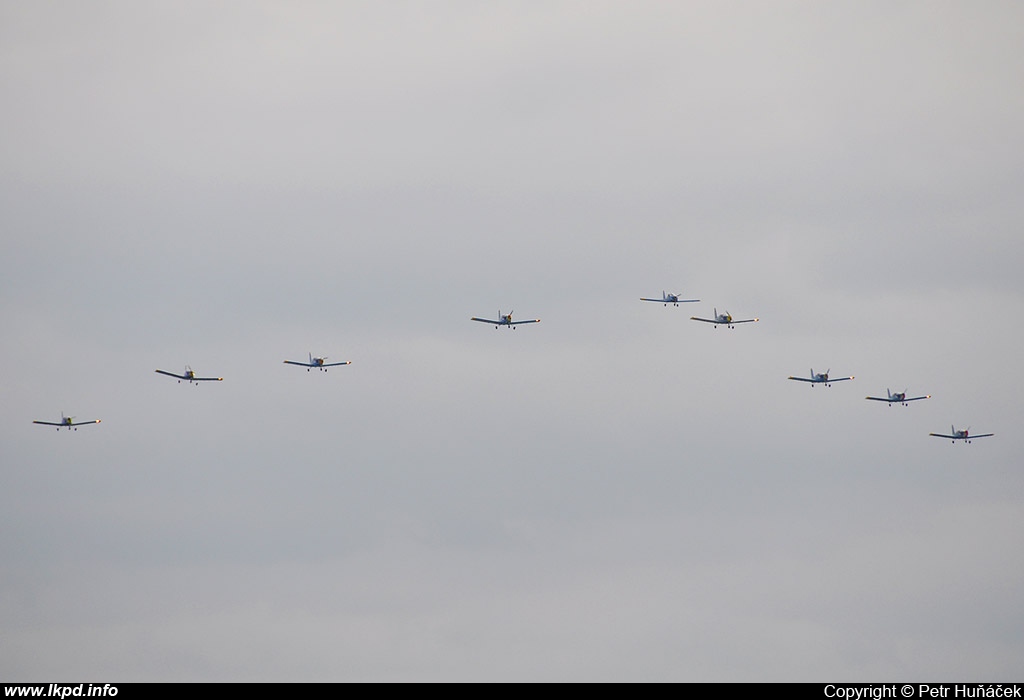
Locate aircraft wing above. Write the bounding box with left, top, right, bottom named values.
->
left=509, top=319, right=540, bottom=325
left=191, top=376, right=223, bottom=381
left=71, top=420, right=101, bottom=426
left=928, top=432, right=993, bottom=439
left=321, top=361, right=352, bottom=367
left=904, top=395, right=931, bottom=402
left=471, top=317, right=500, bottom=324
left=731, top=318, right=759, bottom=324
left=641, top=298, right=699, bottom=303
left=33, top=420, right=64, bottom=426
left=788, top=376, right=817, bottom=383
left=865, top=396, right=891, bottom=402
left=155, top=369, right=187, bottom=379
left=283, top=360, right=314, bottom=367
left=690, top=317, right=719, bottom=324
left=829, top=376, right=854, bottom=382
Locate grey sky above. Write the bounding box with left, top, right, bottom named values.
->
left=2, top=1, right=1023, bottom=681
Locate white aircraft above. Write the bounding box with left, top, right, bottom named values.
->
left=471, top=310, right=540, bottom=329
left=866, top=389, right=931, bottom=406
left=788, top=369, right=854, bottom=387
left=929, top=425, right=994, bottom=444
left=33, top=412, right=101, bottom=431
left=690, top=307, right=758, bottom=329
left=284, top=353, right=352, bottom=372
left=155, top=366, right=223, bottom=384
left=641, top=291, right=699, bottom=307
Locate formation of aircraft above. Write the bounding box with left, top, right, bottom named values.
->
left=866, top=389, right=931, bottom=406
left=690, top=308, right=758, bottom=329
left=155, top=366, right=224, bottom=384
left=471, top=310, right=540, bottom=329
left=929, top=426, right=994, bottom=444
left=31, top=294, right=997, bottom=445
left=33, top=413, right=101, bottom=431
left=641, top=291, right=699, bottom=307
left=787, top=369, right=854, bottom=387
left=284, top=353, right=352, bottom=372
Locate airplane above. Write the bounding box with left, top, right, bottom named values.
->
left=641, top=291, right=699, bottom=307
left=471, top=310, right=540, bottom=329
left=929, top=425, right=994, bottom=444
left=866, top=389, right=931, bottom=406
left=690, top=307, right=758, bottom=329
left=155, top=366, right=223, bottom=384
left=284, top=353, right=352, bottom=372
left=33, top=412, right=101, bottom=431
left=787, top=369, right=854, bottom=387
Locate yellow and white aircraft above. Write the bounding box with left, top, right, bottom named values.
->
left=690, top=308, right=758, bottom=329
left=929, top=425, right=994, bottom=444
left=155, top=366, right=223, bottom=384
left=866, top=389, right=930, bottom=406
left=34, top=412, right=101, bottom=431
left=788, top=369, right=854, bottom=387
left=471, top=310, right=540, bottom=330
left=284, top=353, right=352, bottom=372
left=641, top=291, right=699, bottom=307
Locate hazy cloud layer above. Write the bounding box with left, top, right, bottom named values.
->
left=2, top=2, right=1022, bottom=681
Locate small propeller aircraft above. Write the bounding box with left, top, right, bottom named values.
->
left=33, top=412, right=101, bottom=431
left=284, top=353, right=352, bottom=372
left=471, top=310, right=540, bottom=329
left=155, top=366, right=223, bottom=384
left=929, top=425, right=994, bottom=444
left=641, top=291, right=699, bottom=307
left=866, top=389, right=931, bottom=406
left=690, top=308, right=758, bottom=329
left=788, top=369, right=854, bottom=387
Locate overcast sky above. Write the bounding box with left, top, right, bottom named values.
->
left=2, top=1, right=1023, bottom=682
